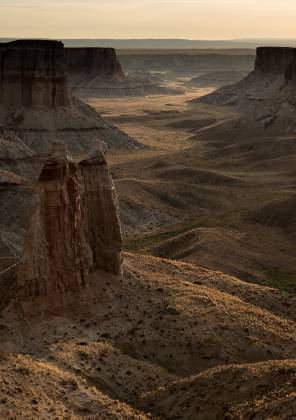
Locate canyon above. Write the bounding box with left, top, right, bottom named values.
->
left=0, top=40, right=295, bottom=419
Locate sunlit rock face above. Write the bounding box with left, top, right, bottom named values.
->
left=17, top=143, right=90, bottom=298
left=78, top=151, right=123, bottom=276
left=0, top=40, right=72, bottom=108
left=16, top=144, right=122, bottom=303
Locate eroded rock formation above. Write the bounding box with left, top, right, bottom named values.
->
left=0, top=40, right=139, bottom=154
left=66, top=47, right=126, bottom=83
left=16, top=144, right=122, bottom=303
left=78, top=151, right=122, bottom=275
left=0, top=40, right=72, bottom=108
left=195, top=47, right=296, bottom=105
left=66, top=47, right=183, bottom=98
left=255, top=47, right=296, bottom=74
left=193, top=46, right=296, bottom=132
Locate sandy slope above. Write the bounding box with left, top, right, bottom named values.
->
left=0, top=253, right=295, bottom=418
left=139, top=359, right=296, bottom=419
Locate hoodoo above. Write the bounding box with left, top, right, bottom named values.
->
left=66, top=47, right=126, bottom=83
left=0, top=40, right=139, bottom=155
left=66, top=47, right=130, bottom=97
left=1, top=143, right=122, bottom=309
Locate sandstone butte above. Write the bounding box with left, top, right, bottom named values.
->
left=65, top=46, right=183, bottom=97
left=192, top=46, right=296, bottom=133
left=0, top=40, right=139, bottom=156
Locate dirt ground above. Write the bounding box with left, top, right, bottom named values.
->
left=1, top=253, right=296, bottom=418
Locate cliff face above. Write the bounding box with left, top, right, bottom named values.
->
left=0, top=40, right=139, bottom=154
left=16, top=144, right=122, bottom=303
left=17, top=144, right=90, bottom=299
left=284, top=58, right=296, bottom=85
left=195, top=47, right=296, bottom=107
left=66, top=47, right=126, bottom=82
left=255, top=47, right=296, bottom=74
left=0, top=40, right=72, bottom=108
left=65, top=47, right=181, bottom=98
left=78, top=152, right=122, bottom=275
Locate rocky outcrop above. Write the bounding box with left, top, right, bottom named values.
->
left=66, top=47, right=126, bottom=83
left=0, top=40, right=72, bottom=108
left=78, top=151, right=122, bottom=275
left=0, top=40, right=139, bottom=154
left=192, top=47, right=296, bottom=133
left=15, top=144, right=122, bottom=302
left=255, top=47, right=296, bottom=74
left=66, top=47, right=183, bottom=98
left=17, top=144, right=90, bottom=298
left=194, top=47, right=296, bottom=106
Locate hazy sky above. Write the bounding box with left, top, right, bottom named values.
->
left=0, top=0, right=296, bottom=39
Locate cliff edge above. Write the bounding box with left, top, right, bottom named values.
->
left=0, top=40, right=139, bottom=154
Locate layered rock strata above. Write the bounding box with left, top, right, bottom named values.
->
left=66, top=47, right=182, bottom=98
left=0, top=40, right=139, bottom=154
left=78, top=151, right=122, bottom=275
left=0, top=40, right=71, bottom=108
left=194, top=47, right=296, bottom=106
left=192, top=46, right=296, bottom=132
left=0, top=144, right=122, bottom=308
left=66, top=47, right=126, bottom=83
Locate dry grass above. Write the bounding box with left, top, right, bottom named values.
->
left=1, top=253, right=295, bottom=418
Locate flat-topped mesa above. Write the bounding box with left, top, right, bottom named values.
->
left=0, top=40, right=139, bottom=154
left=193, top=46, right=296, bottom=109
left=0, top=40, right=72, bottom=108
left=255, top=47, right=296, bottom=75
left=253, top=46, right=296, bottom=86
left=16, top=143, right=122, bottom=304
left=66, top=47, right=126, bottom=82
